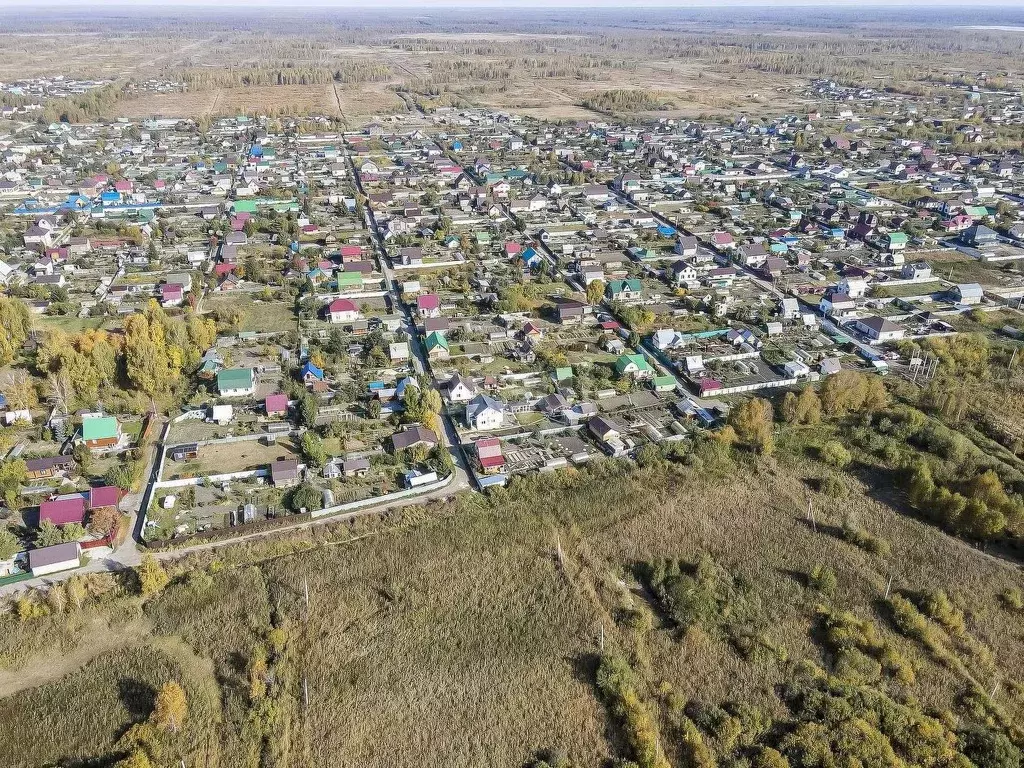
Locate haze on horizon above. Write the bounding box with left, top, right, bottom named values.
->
left=0, top=0, right=1022, bottom=7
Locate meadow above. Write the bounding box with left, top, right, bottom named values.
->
left=3, top=430, right=1024, bottom=766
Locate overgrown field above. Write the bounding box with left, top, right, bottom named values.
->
left=2, top=438, right=1024, bottom=767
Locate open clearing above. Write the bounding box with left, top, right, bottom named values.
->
left=4, top=456, right=1024, bottom=766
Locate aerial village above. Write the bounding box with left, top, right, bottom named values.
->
left=1, top=75, right=1024, bottom=582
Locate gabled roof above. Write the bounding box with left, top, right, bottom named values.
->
left=391, top=425, right=438, bottom=451
left=425, top=331, right=449, bottom=351
left=81, top=416, right=118, bottom=441
left=88, top=486, right=120, bottom=510
left=476, top=437, right=505, bottom=468
left=40, top=496, right=86, bottom=526
left=265, top=393, right=289, bottom=412
left=217, top=367, right=254, bottom=390
left=614, top=354, right=653, bottom=374
left=300, top=361, right=324, bottom=380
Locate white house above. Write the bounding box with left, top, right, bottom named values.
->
left=28, top=541, right=81, bottom=577
left=854, top=316, right=905, bottom=342
left=838, top=277, right=868, bottom=299
left=465, top=394, right=505, bottom=430
left=210, top=404, right=234, bottom=425
left=952, top=283, right=984, bottom=305
left=784, top=360, right=811, bottom=378
left=446, top=373, right=477, bottom=403
left=389, top=342, right=410, bottom=362
left=901, top=262, right=932, bottom=281
left=216, top=368, right=256, bottom=398
left=327, top=298, right=361, bottom=324
left=820, top=292, right=857, bottom=318
left=779, top=297, right=800, bottom=320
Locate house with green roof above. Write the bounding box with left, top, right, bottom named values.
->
left=554, top=366, right=574, bottom=382
left=614, top=354, right=654, bottom=379
left=651, top=375, right=677, bottom=393
left=217, top=367, right=256, bottom=397
left=883, top=232, right=908, bottom=252
left=80, top=415, right=121, bottom=451
left=424, top=331, right=450, bottom=360
left=605, top=279, right=643, bottom=302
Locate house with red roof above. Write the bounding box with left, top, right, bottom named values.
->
left=475, top=438, right=505, bottom=474
left=161, top=283, right=184, bottom=307
left=417, top=293, right=441, bottom=318
left=327, top=298, right=360, bottom=324
left=40, top=496, right=86, bottom=527
left=711, top=231, right=736, bottom=249
left=265, top=393, right=289, bottom=418
left=88, top=486, right=121, bottom=512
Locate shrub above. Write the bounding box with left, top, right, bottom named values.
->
left=1000, top=588, right=1023, bottom=612
left=818, top=441, right=852, bottom=469
left=809, top=564, right=837, bottom=597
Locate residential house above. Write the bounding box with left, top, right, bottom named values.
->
left=475, top=437, right=505, bottom=474
left=217, top=367, right=256, bottom=397
left=390, top=425, right=438, bottom=452
left=465, top=394, right=506, bottom=431
left=25, top=455, right=76, bottom=481
left=424, top=331, right=450, bottom=360
left=417, top=293, right=441, bottom=318
left=854, top=316, right=906, bottom=342
left=80, top=416, right=121, bottom=452
left=39, top=496, right=87, bottom=527
left=952, top=283, right=984, bottom=305
left=270, top=460, right=301, bottom=488
left=265, top=393, right=289, bottom=418
left=606, top=279, right=642, bottom=302
left=446, top=373, right=477, bottom=403
left=614, top=354, right=655, bottom=379
left=28, top=542, right=81, bottom=577
left=327, top=298, right=361, bottom=324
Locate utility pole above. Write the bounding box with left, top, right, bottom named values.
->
left=884, top=574, right=893, bottom=600
left=807, top=498, right=816, bottom=533
left=555, top=534, right=564, bottom=567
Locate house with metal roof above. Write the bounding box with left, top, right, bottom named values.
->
left=217, top=367, right=256, bottom=397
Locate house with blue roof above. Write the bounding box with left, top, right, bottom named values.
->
left=300, top=361, right=324, bottom=382
left=520, top=247, right=542, bottom=268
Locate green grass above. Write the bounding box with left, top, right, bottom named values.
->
left=33, top=315, right=110, bottom=334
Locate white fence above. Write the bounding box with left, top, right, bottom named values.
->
left=310, top=471, right=454, bottom=519
left=154, top=467, right=272, bottom=490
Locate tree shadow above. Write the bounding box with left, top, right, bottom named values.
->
left=118, top=677, right=156, bottom=721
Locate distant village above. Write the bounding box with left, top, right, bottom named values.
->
left=1, top=73, right=1023, bottom=584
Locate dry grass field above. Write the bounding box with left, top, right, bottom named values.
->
left=3, top=445, right=1024, bottom=766
left=14, top=7, right=1018, bottom=123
